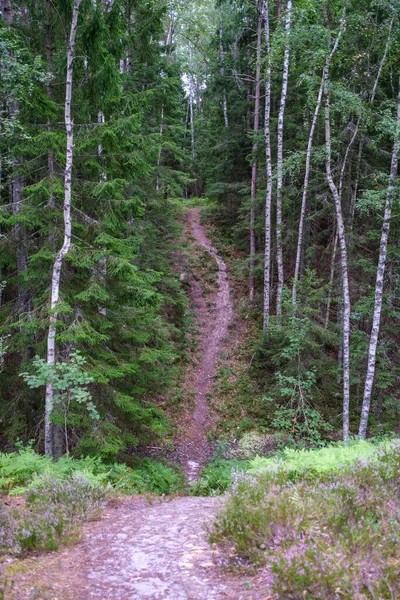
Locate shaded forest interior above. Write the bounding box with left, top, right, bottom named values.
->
left=0, top=0, right=399, bottom=462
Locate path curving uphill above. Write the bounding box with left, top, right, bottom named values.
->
left=177, top=208, right=234, bottom=480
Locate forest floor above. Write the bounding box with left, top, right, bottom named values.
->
left=4, top=208, right=272, bottom=599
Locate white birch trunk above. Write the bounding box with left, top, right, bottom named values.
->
left=45, top=0, right=81, bottom=457
left=263, top=0, right=273, bottom=330
left=324, top=63, right=351, bottom=442
left=292, top=13, right=346, bottom=306
left=249, top=1, right=263, bottom=302
left=219, top=13, right=229, bottom=129
left=359, top=80, right=400, bottom=439
left=189, top=73, right=195, bottom=159
left=292, top=79, right=324, bottom=305
left=275, top=0, right=292, bottom=321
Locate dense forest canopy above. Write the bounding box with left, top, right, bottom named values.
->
left=0, top=0, right=399, bottom=459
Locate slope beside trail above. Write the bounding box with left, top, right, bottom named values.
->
left=176, top=208, right=234, bottom=480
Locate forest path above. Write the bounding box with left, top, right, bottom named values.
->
left=8, top=496, right=252, bottom=600
left=176, top=208, right=234, bottom=480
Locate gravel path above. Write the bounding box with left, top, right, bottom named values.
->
left=7, top=496, right=255, bottom=600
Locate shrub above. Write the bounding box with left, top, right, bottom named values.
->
left=1, top=474, right=106, bottom=555
left=0, top=446, right=184, bottom=496
left=190, top=460, right=249, bottom=496
left=209, top=439, right=400, bottom=599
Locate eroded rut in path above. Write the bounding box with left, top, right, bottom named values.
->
left=177, top=208, right=234, bottom=480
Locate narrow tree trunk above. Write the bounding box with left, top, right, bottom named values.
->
left=292, top=79, right=324, bottom=305
left=292, top=13, right=346, bottom=306
left=350, top=16, right=393, bottom=224
left=263, top=0, right=273, bottom=330
left=324, top=62, right=351, bottom=442
left=189, top=74, right=195, bottom=159
left=324, top=230, right=338, bottom=328
left=359, top=79, right=400, bottom=439
left=275, top=0, right=292, bottom=321
left=219, top=12, right=229, bottom=129
left=45, top=0, right=81, bottom=457
left=249, top=1, right=263, bottom=302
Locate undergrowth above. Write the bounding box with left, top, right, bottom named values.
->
left=209, top=439, right=400, bottom=599
left=1, top=473, right=105, bottom=556
left=0, top=445, right=185, bottom=496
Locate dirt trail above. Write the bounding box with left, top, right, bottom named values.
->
left=8, top=497, right=253, bottom=600
left=177, top=208, right=234, bottom=480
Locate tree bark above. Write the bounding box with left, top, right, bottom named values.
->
left=262, top=0, right=273, bottom=331
left=45, top=0, right=81, bottom=457
left=324, top=60, right=351, bottom=442
left=359, top=79, right=400, bottom=439
left=219, top=11, right=228, bottom=129
left=249, top=1, right=263, bottom=302
left=275, top=0, right=292, bottom=321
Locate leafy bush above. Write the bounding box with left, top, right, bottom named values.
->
left=248, top=439, right=381, bottom=479
left=190, top=460, right=249, bottom=496
left=0, top=445, right=184, bottom=496
left=209, top=439, right=400, bottom=599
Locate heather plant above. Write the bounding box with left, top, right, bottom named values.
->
left=1, top=474, right=106, bottom=556
left=209, top=440, right=400, bottom=599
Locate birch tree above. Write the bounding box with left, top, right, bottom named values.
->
left=263, top=0, right=273, bottom=330
left=359, top=79, right=400, bottom=439
left=45, top=0, right=82, bottom=457
left=324, top=47, right=352, bottom=441
left=275, top=0, right=292, bottom=320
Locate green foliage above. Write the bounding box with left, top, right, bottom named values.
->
left=209, top=440, right=400, bottom=598
left=21, top=351, right=98, bottom=420
left=248, top=439, right=382, bottom=479
left=190, top=459, right=249, bottom=496
left=0, top=445, right=184, bottom=496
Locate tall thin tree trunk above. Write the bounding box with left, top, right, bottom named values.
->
left=249, top=1, right=263, bottom=302
left=359, top=79, right=400, bottom=439
left=45, top=0, right=81, bottom=457
left=189, top=74, right=195, bottom=160
left=292, top=79, right=324, bottom=305
left=275, top=0, right=292, bottom=321
left=263, top=0, right=273, bottom=331
left=324, top=61, right=351, bottom=442
left=292, top=11, right=346, bottom=306
left=219, top=11, right=229, bottom=129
